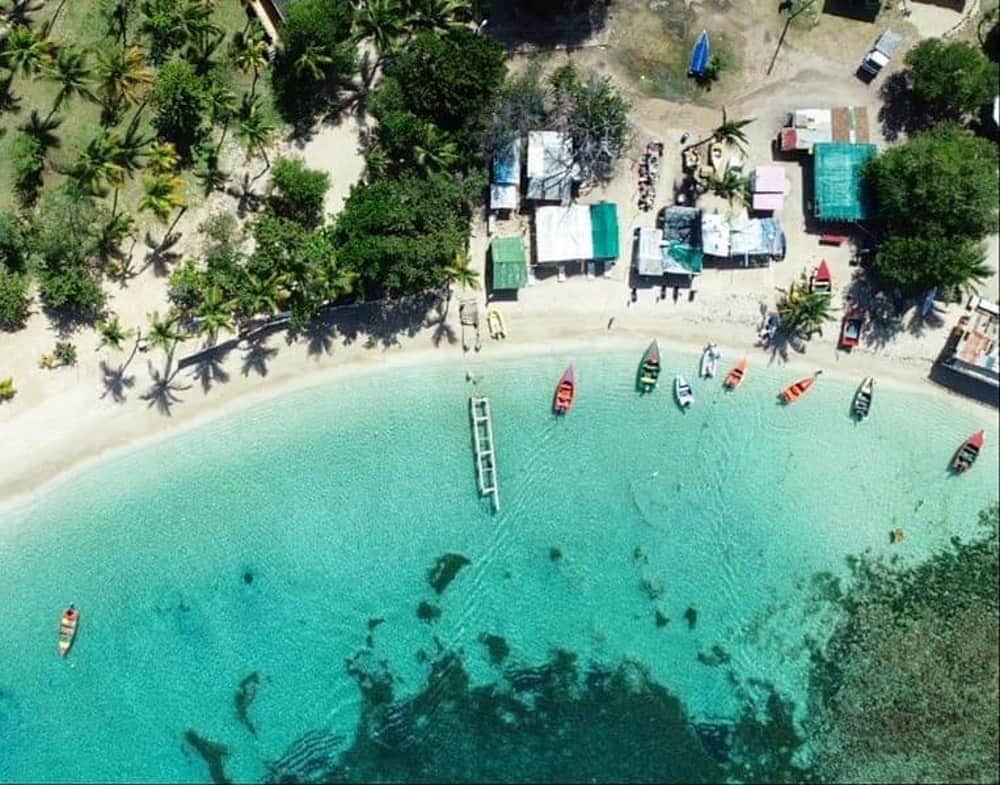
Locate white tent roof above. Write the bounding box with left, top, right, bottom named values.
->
left=527, top=131, right=574, bottom=201
left=490, top=183, right=518, bottom=211
left=635, top=227, right=665, bottom=276
left=701, top=213, right=730, bottom=258
left=535, top=204, right=593, bottom=263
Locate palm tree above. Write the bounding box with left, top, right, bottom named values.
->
left=96, top=314, right=134, bottom=352
left=0, top=376, right=15, bottom=402
left=776, top=273, right=833, bottom=340
left=352, top=0, right=408, bottom=59
left=206, top=83, right=238, bottom=153
left=44, top=45, right=96, bottom=119
left=688, top=107, right=755, bottom=152
left=294, top=44, right=334, bottom=82
left=146, top=309, right=186, bottom=370
left=19, top=108, right=62, bottom=154
left=139, top=171, right=185, bottom=223
left=230, top=29, right=268, bottom=91
left=405, top=0, right=467, bottom=34
left=443, top=248, right=480, bottom=293
left=96, top=45, right=153, bottom=120
left=66, top=131, right=126, bottom=197
left=413, top=122, right=458, bottom=174
left=147, top=141, right=179, bottom=175
left=195, top=286, right=234, bottom=345
left=706, top=169, right=749, bottom=207
left=235, top=94, right=275, bottom=171
left=194, top=147, right=228, bottom=196
left=0, top=24, right=53, bottom=79
left=97, top=211, right=137, bottom=262
left=238, top=272, right=282, bottom=323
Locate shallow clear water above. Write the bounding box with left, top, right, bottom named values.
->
left=1, top=348, right=997, bottom=783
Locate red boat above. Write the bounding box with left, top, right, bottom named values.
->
left=951, top=430, right=985, bottom=473
left=839, top=307, right=865, bottom=350
left=779, top=371, right=822, bottom=404
left=553, top=364, right=576, bottom=414
left=809, top=260, right=832, bottom=294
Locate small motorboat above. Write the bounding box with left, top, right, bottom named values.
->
left=951, top=430, right=985, bottom=473
left=699, top=344, right=720, bottom=378
left=674, top=375, right=694, bottom=409
left=852, top=376, right=874, bottom=420
left=486, top=308, right=506, bottom=340
left=780, top=371, right=822, bottom=404
left=689, top=30, right=711, bottom=78
left=839, top=307, right=864, bottom=350
left=553, top=363, right=576, bottom=414
left=724, top=359, right=748, bottom=390
left=637, top=340, right=661, bottom=393
left=809, top=260, right=832, bottom=294
left=58, top=605, right=79, bottom=657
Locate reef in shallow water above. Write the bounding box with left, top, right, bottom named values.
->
left=427, top=553, right=471, bottom=594
left=183, top=730, right=230, bottom=784
left=234, top=672, right=261, bottom=736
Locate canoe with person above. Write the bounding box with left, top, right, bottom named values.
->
left=852, top=376, right=874, bottom=420
left=637, top=341, right=661, bottom=393
left=553, top=364, right=577, bottom=415
left=951, top=430, right=985, bottom=473
left=779, top=371, right=822, bottom=404
left=58, top=605, right=79, bottom=657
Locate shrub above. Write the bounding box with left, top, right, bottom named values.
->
left=268, top=156, right=331, bottom=227
left=11, top=134, right=45, bottom=207
left=150, top=60, right=209, bottom=156
left=0, top=267, right=31, bottom=330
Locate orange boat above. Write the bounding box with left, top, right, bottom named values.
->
left=780, top=370, right=822, bottom=404
left=724, top=359, right=748, bottom=390
left=58, top=605, right=79, bottom=657
left=553, top=363, right=576, bottom=414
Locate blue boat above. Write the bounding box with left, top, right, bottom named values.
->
left=689, top=30, right=710, bottom=78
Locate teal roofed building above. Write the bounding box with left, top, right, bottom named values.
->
left=490, top=236, right=528, bottom=292
left=812, top=142, right=878, bottom=222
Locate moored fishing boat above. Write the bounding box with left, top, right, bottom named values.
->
left=724, top=358, right=748, bottom=390
left=58, top=605, right=79, bottom=657
left=689, top=30, right=711, bottom=78
left=779, top=370, right=822, bottom=404
left=839, top=307, right=864, bottom=350
left=852, top=376, right=874, bottom=420
left=699, top=343, right=720, bottom=378
left=553, top=364, right=576, bottom=415
left=637, top=341, right=661, bottom=393
left=809, top=260, right=832, bottom=294
left=674, top=375, right=694, bottom=409
left=486, top=308, right=506, bottom=340
left=951, top=430, right=985, bottom=473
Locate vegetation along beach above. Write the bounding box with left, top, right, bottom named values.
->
left=1, top=0, right=998, bottom=782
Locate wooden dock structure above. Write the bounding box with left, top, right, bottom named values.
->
left=469, top=396, right=500, bottom=512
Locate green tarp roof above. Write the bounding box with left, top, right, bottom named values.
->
left=667, top=241, right=703, bottom=274
left=813, top=142, right=877, bottom=221
left=590, top=202, right=619, bottom=260
left=490, top=236, right=528, bottom=290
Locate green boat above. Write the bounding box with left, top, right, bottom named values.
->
left=637, top=340, right=661, bottom=393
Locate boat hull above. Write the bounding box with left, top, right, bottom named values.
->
left=58, top=606, right=79, bottom=657
left=674, top=376, right=694, bottom=408
left=951, top=430, right=985, bottom=473
left=637, top=341, right=661, bottom=393
left=724, top=360, right=747, bottom=389
left=553, top=364, right=576, bottom=414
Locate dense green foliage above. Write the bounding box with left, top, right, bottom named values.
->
left=11, top=133, right=45, bottom=207
left=0, top=267, right=30, bottom=329
left=150, top=60, right=210, bottom=156
left=268, top=156, right=330, bottom=227
left=905, top=38, right=998, bottom=118
left=868, top=124, right=998, bottom=294
left=333, top=173, right=474, bottom=297
left=777, top=272, right=832, bottom=340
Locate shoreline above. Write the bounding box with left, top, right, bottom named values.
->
left=2, top=300, right=994, bottom=516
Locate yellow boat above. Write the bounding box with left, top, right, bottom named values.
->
left=486, top=308, right=506, bottom=340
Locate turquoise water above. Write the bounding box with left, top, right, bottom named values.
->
left=0, top=347, right=997, bottom=783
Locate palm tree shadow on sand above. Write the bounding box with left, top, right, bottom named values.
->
left=99, top=360, right=136, bottom=403
left=141, top=361, right=191, bottom=416
left=190, top=345, right=233, bottom=393
left=242, top=338, right=278, bottom=377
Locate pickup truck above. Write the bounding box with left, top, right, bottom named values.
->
left=859, top=29, right=905, bottom=79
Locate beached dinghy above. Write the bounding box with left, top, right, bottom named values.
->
left=951, top=430, right=985, bottom=473
left=675, top=375, right=694, bottom=409
left=780, top=371, right=822, bottom=404
left=699, top=344, right=720, bottom=378
left=637, top=341, right=661, bottom=393
left=724, top=359, right=748, bottom=390
left=689, top=30, right=711, bottom=78
left=58, top=605, right=79, bottom=657
left=486, top=308, right=506, bottom=340
left=852, top=376, right=874, bottom=420
left=553, top=364, right=576, bottom=415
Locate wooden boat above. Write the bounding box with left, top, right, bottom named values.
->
left=951, top=430, right=985, bottom=473
left=724, top=359, right=748, bottom=390
left=486, top=308, right=506, bottom=340
left=58, top=605, right=79, bottom=657
left=839, top=307, right=864, bottom=350
left=852, top=376, right=874, bottom=420
left=674, top=375, right=694, bottom=409
left=553, top=364, right=576, bottom=415
left=637, top=340, right=661, bottom=393
left=809, top=260, right=832, bottom=294
left=779, top=370, right=822, bottom=404
left=699, top=344, right=720, bottom=378
left=689, top=30, right=711, bottom=77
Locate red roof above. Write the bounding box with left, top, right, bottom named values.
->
left=815, top=260, right=831, bottom=282
left=780, top=128, right=797, bottom=152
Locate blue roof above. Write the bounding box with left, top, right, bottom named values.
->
left=491, top=138, right=520, bottom=186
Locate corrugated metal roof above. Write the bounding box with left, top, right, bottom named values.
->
left=589, top=202, right=619, bottom=261
left=813, top=143, right=878, bottom=221
left=491, top=236, right=527, bottom=290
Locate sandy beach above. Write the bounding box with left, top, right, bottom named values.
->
left=3, top=1, right=998, bottom=510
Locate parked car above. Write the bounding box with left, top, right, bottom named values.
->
left=859, top=29, right=904, bottom=80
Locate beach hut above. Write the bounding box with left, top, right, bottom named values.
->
left=751, top=165, right=789, bottom=212
left=634, top=227, right=703, bottom=278
left=701, top=212, right=730, bottom=258
left=778, top=107, right=870, bottom=153
left=490, top=236, right=528, bottom=293
left=534, top=202, right=621, bottom=276
left=589, top=202, right=620, bottom=263
left=490, top=136, right=521, bottom=213
left=526, top=131, right=575, bottom=202
left=700, top=211, right=786, bottom=265
left=812, top=143, right=878, bottom=222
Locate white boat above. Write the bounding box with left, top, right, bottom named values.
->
left=675, top=375, right=694, bottom=409
left=699, top=344, right=720, bottom=378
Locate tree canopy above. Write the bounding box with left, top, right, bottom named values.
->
left=905, top=38, right=998, bottom=118
left=268, top=156, right=331, bottom=228
left=872, top=235, right=991, bottom=295
left=150, top=59, right=210, bottom=156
